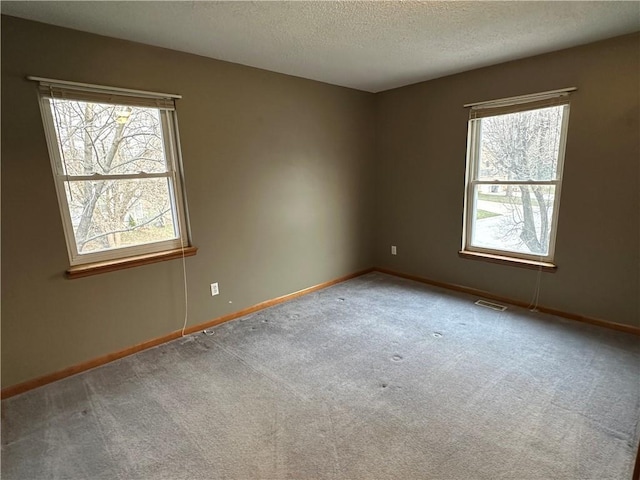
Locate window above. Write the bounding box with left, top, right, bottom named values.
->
left=461, top=89, right=573, bottom=266
left=34, top=78, right=193, bottom=273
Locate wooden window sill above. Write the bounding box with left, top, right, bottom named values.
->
left=66, top=246, right=198, bottom=279
left=458, top=250, right=556, bottom=272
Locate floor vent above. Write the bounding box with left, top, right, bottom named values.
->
left=474, top=299, right=507, bottom=311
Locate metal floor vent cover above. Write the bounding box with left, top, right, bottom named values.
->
left=474, top=299, right=507, bottom=311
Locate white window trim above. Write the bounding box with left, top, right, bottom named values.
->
left=34, top=77, right=192, bottom=268
left=461, top=89, right=573, bottom=265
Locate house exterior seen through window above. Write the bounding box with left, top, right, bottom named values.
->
left=36, top=79, right=191, bottom=268
left=462, top=90, right=572, bottom=265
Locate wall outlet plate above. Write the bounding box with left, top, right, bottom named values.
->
left=210, top=282, right=219, bottom=296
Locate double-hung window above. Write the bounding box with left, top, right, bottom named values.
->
left=461, top=89, right=573, bottom=266
left=34, top=78, right=193, bottom=275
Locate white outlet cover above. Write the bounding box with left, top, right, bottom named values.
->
left=210, top=283, right=219, bottom=296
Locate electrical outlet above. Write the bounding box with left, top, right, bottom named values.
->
left=391, top=245, right=397, bottom=255
left=210, top=282, right=219, bottom=296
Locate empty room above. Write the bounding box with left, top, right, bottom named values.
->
left=1, top=2, right=639, bottom=479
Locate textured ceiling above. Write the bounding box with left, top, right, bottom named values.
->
left=2, top=1, right=639, bottom=92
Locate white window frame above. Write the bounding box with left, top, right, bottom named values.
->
left=33, top=77, right=192, bottom=267
left=461, top=88, right=574, bottom=264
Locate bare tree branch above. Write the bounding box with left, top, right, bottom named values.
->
left=79, top=208, right=171, bottom=248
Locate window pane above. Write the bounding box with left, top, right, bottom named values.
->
left=49, top=99, right=168, bottom=176
left=64, top=178, right=178, bottom=254
left=477, top=106, right=564, bottom=181
left=471, top=184, right=556, bottom=256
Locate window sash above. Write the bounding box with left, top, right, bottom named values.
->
left=47, top=99, right=175, bottom=178
left=466, top=183, right=560, bottom=259
left=37, top=87, right=190, bottom=267
left=61, top=176, right=184, bottom=263
left=469, top=106, right=566, bottom=183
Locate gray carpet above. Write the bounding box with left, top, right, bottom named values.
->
left=2, top=272, right=639, bottom=479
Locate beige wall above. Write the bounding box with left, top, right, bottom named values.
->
left=1, top=16, right=375, bottom=388
left=2, top=16, right=638, bottom=390
left=374, top=33, right=640, bottom=327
